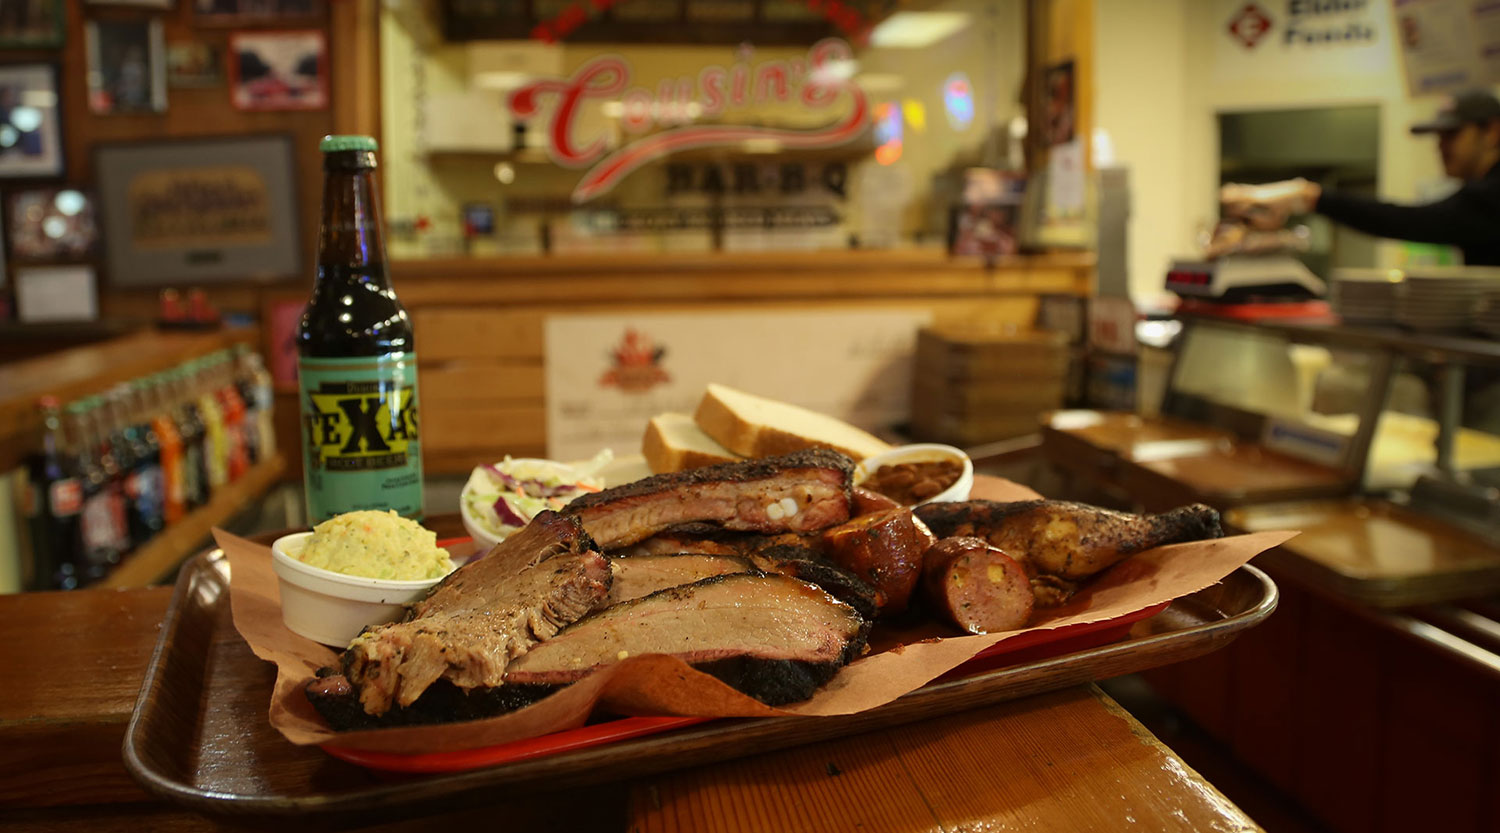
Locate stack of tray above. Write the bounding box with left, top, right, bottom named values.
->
left=910, top=325, right=1068, bottom=446
left=1478, top=286, right=1500, bottom=337
left=1397, top=267, right=1500, bottom=332
left=1330, top=268, right=1402, bottom=325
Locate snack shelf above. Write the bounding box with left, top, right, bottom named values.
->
left=100, top=454, right=286, bottom=589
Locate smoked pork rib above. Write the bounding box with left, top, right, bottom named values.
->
left=504, top=573, right=869, bottom=705
left=336, top=511, right=612, bottom=715
left=562, top=449, right=855, bottom=548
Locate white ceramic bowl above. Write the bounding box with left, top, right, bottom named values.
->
left=270, top=532, right=456, bottom=647
left=855, top=443, right=974, bottom=506
left=459, top=457, right=603, bottom=552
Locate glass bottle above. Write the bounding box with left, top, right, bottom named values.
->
left=297, top=135, right=423, bottom=522
left=24, top=396, right=82, bottom=590
left=71, top=398, right=128, bottom=583
left=149, top=374, right=187, bottom=525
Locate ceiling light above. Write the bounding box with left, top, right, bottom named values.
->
left=869, top=12, right=970, bottom=48
left=474, top=71, right=530, bottom=90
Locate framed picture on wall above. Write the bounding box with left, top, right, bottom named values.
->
left=0, top=64, right=64, bottom=179
left=7, top=188, right=100, bottom=262
left=194, top=0, right=323, bottom=26
left=228, top=29, right=326, bottom=111
left=260, top=289, right=305, bottom=387
left=166, top=40, right=223, bottom=87
left=86, top=0, right=173, bottom=7
left=94, top=135, right=300, bottom=286
left=0, top=0, right=64, bottom=48
left=85, top=19, right=168, bottom=114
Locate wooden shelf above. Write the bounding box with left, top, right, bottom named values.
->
left=99, top=454, right=286, bottom=590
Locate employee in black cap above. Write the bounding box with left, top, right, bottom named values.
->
left=1220, top=88, right=1500, bottom=266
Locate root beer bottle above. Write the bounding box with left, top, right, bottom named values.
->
left=297, top=136, right=422, bottom=523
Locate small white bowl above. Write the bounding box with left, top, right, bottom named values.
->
left=855, top=443, right=974, bottom=506
left=270, top=532, right=456, bottom=647
left=459, top=457, right=599, bottom=552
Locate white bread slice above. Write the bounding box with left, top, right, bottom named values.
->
left=642, top=412, right=743, bottom=473
left=693, top=383, right=892, bottom=462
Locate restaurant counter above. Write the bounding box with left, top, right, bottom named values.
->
left=1040, top=410, right=1500, bottom=833
left=0, top=584, right=1263, bottom=832
left=1, top=471, right=1263, bottom=832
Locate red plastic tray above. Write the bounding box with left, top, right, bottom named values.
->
left=321, top=600, right=1170, bottom=774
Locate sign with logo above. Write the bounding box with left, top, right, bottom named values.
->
left=545, top=310, right=929, bottom=461
left=1214, top=0, right=1390, bottom=81
left=1261, top=415, right=1351, bottom=467
left=509, top=39, right=868, bottom=203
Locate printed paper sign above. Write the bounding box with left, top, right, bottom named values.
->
left=545, top=309, right=931, bottom=461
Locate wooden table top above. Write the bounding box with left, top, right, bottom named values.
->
left=0, top=517, right=1264, bottom=832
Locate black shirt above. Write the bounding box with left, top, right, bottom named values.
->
left=1316, top=161, right=1500, bottom=266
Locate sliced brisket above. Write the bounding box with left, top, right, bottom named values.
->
left=504, top=573, right=869, bottom=705
left=335, top=511, right=612, bottom=715
left=606, top=553, right=757, bottom=604
left=562, top=449, right=855, bottom=548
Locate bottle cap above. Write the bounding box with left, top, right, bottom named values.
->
left=319, top=135, right=379, bottom=153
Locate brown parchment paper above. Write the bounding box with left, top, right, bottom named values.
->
left=213, top=479, right=1294, bottom=754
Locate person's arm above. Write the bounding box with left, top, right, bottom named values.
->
left=1315, top=184, right=1499, bottom=249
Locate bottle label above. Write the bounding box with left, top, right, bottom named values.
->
left=298, top=352, right=423, bottom=521
left=81, top=489, right=127, bottom=556
left=50, top=479, right=82, bottom=517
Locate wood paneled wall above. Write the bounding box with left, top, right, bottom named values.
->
left=267, top=250, right=1097, bottom=478
left=1, top=0, right=380, bottom=313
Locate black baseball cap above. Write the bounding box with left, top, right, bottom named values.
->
left=1411, top=89, right=1500, bottom=134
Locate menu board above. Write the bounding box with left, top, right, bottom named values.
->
left=544, top=309, right=930, bottom=461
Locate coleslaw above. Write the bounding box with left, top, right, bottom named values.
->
left=461, top=449, right=613, bottom=543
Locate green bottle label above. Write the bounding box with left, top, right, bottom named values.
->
left=298, top=352, right=423, bottom=522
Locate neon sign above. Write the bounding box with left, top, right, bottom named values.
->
left=943, top=72, right=973, bottom=129
left=509, top=39, right=869, bottom=203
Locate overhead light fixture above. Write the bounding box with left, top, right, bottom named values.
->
left=474, top=71, right=530, bottom=90
left=869, top=12, right=970, bottom=48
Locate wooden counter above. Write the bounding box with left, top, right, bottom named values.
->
left=0, top=583, right=1264, bottom=832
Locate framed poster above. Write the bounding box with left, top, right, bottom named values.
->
left=193, top=0, right=323, bottom=27
left=94, top=135, right=300, bottom=285
left=260, top=289, right=305, bottom=387
left=15, top=265, right=97, bottom=322
left=85, top=19, right=168, bottom=114
left=0, top=64, right=64, bottom=180
left=0, top=0, right=64, bottom=48
left=167, top=40, right=223, bottom=87
left=229, top=29, right=327, bottom=111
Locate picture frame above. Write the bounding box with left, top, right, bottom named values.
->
left=6, top=187, right=100, bottom=263
left=86, top=0, right=173, bottom=7
left=166, top=40, right=223, bottom=87
left=194, top=0, right=323, bottom=27
left=94, top=134, right=301, bottom=286
left=15, top=265, right=97, bottom=322
left=0, top=0, right=64, bottom=49
left=0, top=64, right=64, bottom=180
left=85, top=19, right=168, bottom=115
left=228, top=29, right=326, bottom=111
left=259, top=288, right=305, bottom=388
